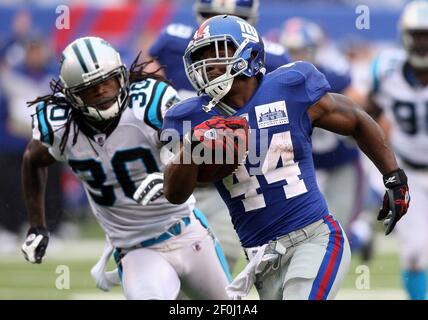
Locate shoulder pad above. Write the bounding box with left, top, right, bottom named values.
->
left=32, top=100, right=71, bottom=146
left=267, top=61, right=330, bottom=105
left=273, top=61, right=318, bottom=86
left=165, top=96, right=206, bottom=120
left=371, top=49, right=406, bottom=91
left=129, top=79, right=179, bottom=130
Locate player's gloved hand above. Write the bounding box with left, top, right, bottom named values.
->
left=184, top=116, right=249, bottom=163
left=133, top=172, right=164, bottom=206
left=378, top=168, right=410, bottom=235
left=21, top=226, right=50, bottom=264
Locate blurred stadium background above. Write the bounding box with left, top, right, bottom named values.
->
left=0, top=0, right=414, bottom=299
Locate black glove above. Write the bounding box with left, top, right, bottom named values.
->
left=378, top=168, right=410, bottom=235
left=21, top=227, right=50, bottom=264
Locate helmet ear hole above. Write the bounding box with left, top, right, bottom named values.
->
left=232, top=60, right=247, bottom=74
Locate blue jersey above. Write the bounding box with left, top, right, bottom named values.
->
left=149, top=23, right=290, bottom=95
left=163, top=61, right=331, bottom=247
left=311, top=65, right=359, bottom=170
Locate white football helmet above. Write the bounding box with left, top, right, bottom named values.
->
left=399, top=0, right=428, bottom=68
left=60, top=36, right=129, bottom=121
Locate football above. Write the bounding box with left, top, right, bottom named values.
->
left=193, top=116, right=249, bottom=183
left=197, top=163, right=240, bottom=183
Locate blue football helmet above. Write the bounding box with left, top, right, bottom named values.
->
left=194, top=0, right=259, bottom=25
left=279, top=17, right=324, bottom=63
left=184, top=15, right=265, bottom=111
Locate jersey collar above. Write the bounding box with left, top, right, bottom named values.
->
left=76, top=112, right=122, bottom=145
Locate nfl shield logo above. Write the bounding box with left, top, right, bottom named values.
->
left=94, top=134, right=106, bottom=146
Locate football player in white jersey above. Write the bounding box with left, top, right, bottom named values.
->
left=368, top=0, right=428, bottom=300
left=20, top=36, right=231, bottom=300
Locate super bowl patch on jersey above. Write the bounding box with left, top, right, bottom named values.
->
left=255, top=101, right=289, bottom=129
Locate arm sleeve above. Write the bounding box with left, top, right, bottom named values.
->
left=143, top=81, right=181, bottom=131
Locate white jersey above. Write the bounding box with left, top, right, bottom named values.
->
left=371, top=49, right=428, bottom=165
left=32, top=78, right=195, bottom=248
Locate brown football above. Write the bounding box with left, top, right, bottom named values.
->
left=193, top=116, right=249, bottom=183
left=197, top=163, right=240, bottom=183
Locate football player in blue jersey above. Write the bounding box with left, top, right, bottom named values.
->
left=279, top=17, right=372, bottom=253
left=147, top=0, right=291, bottom=273
left=157, top=15, right=410, bottom=300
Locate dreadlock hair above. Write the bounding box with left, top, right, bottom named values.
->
left=129, top=51, right=172, bottom=86
left=27, top=52, right=172, bottom=155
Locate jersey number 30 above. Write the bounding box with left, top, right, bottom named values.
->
left=69, top=147, right=159, bottom=206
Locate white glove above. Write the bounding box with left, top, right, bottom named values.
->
left=133, top=172, right=164, bottom=206
left=22, top=227, right=50, bottom=264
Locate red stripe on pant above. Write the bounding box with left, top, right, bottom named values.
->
left=316, top=215, right=343, bottom=300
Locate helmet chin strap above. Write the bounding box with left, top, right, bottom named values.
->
left=85, top=95, right=125, bottom=122
left=94, top=101, right=120, bottom=120
left=409, top=54, right=428, bottom=69
left=203, top=74, right=234, bottom=112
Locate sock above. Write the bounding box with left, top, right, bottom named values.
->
left=402, top=270, right=427, bottom=300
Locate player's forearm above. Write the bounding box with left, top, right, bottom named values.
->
left=22, top=150, right=48, bottom=228
left=352, top=108, right=399, bottom=175
left=164, top=149, right=199, bottom=204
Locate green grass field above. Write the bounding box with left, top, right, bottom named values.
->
left=0, top=252, right=405, bottom=300
left=0, top=219, right=407, bottom=300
